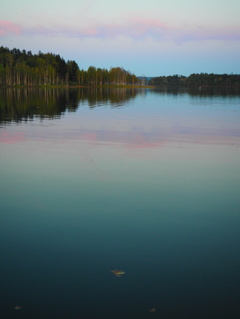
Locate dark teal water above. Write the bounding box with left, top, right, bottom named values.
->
left=0, top=88, right=240, bottom=319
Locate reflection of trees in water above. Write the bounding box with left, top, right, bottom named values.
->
left=152, top=87, right=240, bottom=97
left=84, top=87, right=139, bottom=108
left=188, top=87, right=240, bottom=97
left=2, top=87, right=238, bottom=124
left=0, top=88, right=70, bottom=124
left=0, top=88, right=142, bottom=124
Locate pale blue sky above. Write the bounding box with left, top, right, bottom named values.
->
left=1, top=0, right=240, bottom=76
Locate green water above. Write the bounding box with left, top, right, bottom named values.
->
left=0, top=88, right=240, bottom=319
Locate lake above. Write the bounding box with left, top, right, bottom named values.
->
left=0, top=87, right=240, bottom=319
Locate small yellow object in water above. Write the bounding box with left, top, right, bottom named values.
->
left=14, top=305, right=22, bottom=310
left=111, top=269, right=125, bottom=277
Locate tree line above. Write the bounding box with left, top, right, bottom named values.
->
left=0, top=46, right=139, bottom=86
left=1, top=46, right=239, bottom=88
left=148, top=73, right=240, bottom=87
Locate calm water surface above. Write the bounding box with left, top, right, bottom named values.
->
left=0, top=88, right=240, bottom=319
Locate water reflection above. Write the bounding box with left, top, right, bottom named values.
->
left=1, top=87, right=240, bottom=149
left=0, top=88, right=140, bottom=125
left=0, top=88, right=240, bottom=319
left=1, top=87, right=240, bottom=125
left=152, top=86, right=240, bottom=97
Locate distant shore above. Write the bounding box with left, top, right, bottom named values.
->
left=1, top=46, right=240, bottom=88
left=0, top=84, right=239, bottom=90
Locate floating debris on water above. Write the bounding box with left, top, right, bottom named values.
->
left=149, top=307, right=156, bottom=313
left=111, top=269, right=125, bottom=277
left=14, top=305, right=22, bottom=310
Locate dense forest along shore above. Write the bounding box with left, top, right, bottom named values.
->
left=0, top=46, right=240, bottom=88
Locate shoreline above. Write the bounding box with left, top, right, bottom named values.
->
left=0, top=84, right=240, bottom=89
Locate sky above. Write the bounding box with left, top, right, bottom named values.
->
left=1, top=0, right=240, bottom=76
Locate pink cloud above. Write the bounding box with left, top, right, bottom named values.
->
left=0, top=21, right=22, bottom=36
left=2, top=18, right=167, bottom=39
left=92, top=17, right=167, bottom=39
left=1, top=19, right=239, bottom=43
left=35, top=22, right=240, bottom=42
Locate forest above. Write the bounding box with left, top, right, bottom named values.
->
left=0, top=46, right=139, bottom=86
left=148, top=73, right=240, bottom=87
left=0, top=46, right=239, bottom=87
